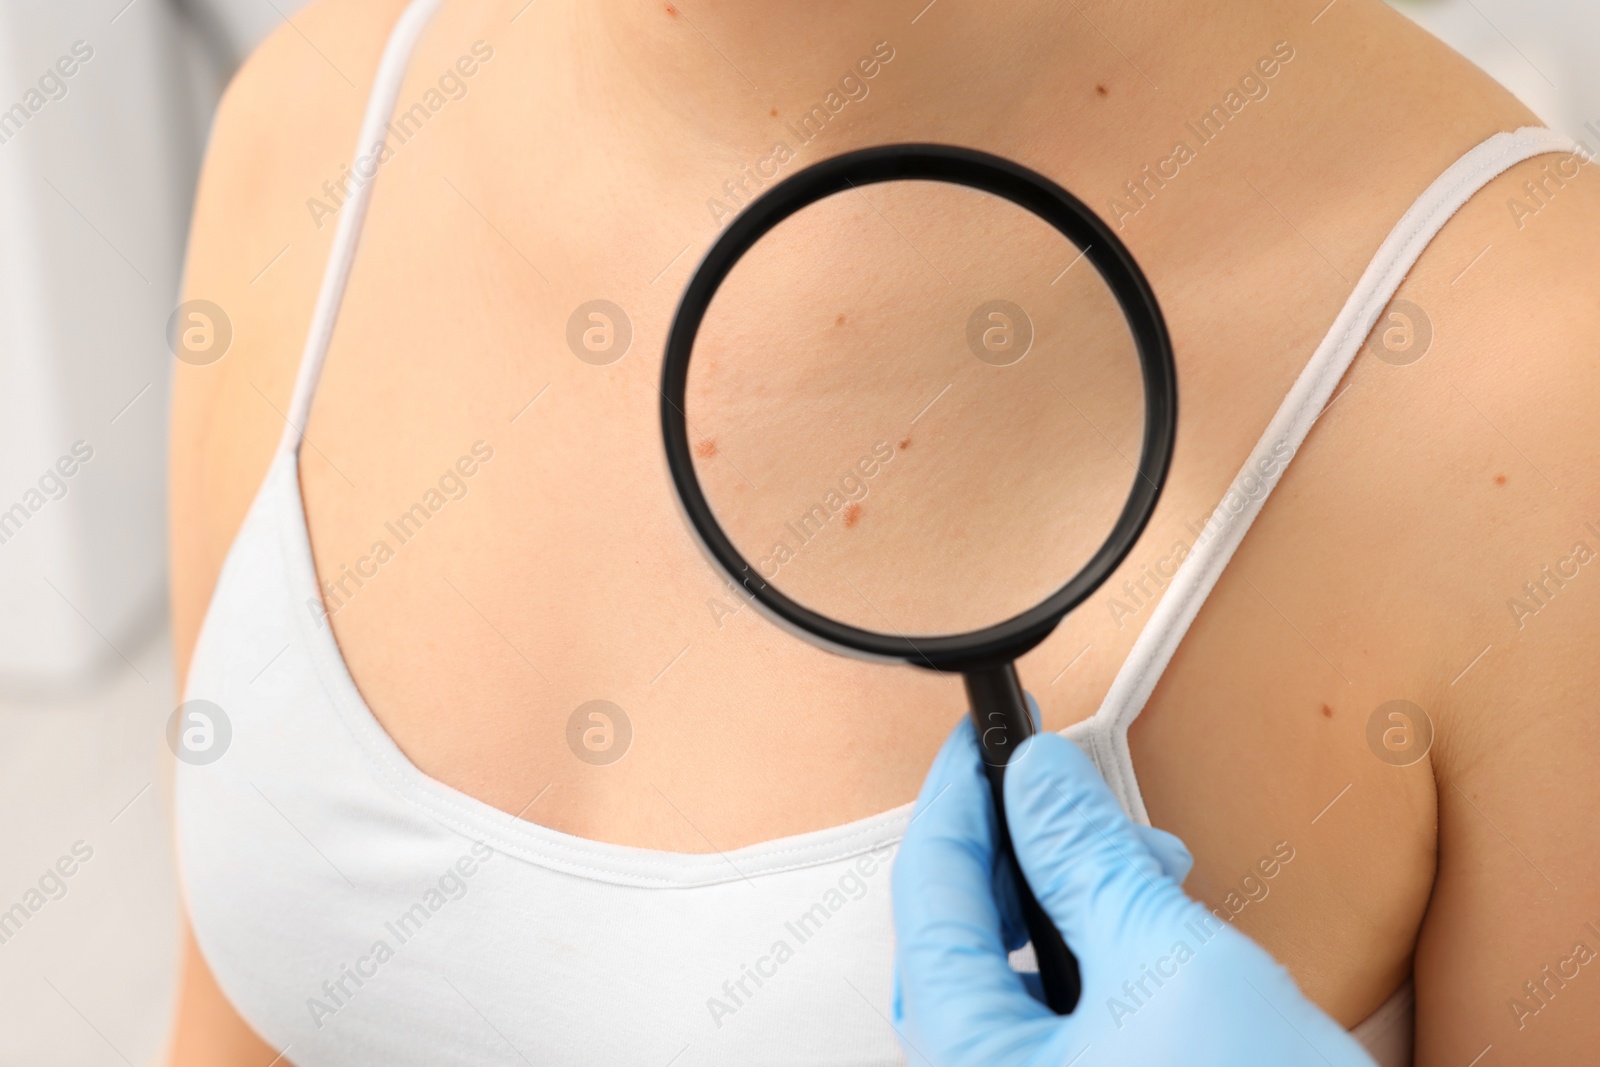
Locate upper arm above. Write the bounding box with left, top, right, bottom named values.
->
left=168, top=0, right=410, bottom=686
left=166, top=1, right=408, bottom=1062
left=1410, top=154, right=1600, bottom=1066
left=167, top=929, right=282, bottom=1066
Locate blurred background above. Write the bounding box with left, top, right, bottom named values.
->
left=0, top=0, right=1594, bottom=1062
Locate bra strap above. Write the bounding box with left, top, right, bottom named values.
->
left=277, top=0, right=444, bottom=457
left=1068, top=126, right=1580, bottom=825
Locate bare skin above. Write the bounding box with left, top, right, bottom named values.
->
left=168, top=0, right=1600, bottom=1063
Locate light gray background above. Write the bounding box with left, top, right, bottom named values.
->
left=0, top=1, right=1591, bottom=1063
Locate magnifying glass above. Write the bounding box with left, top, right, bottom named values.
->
left=659, top=144, right=1177, bottom=1015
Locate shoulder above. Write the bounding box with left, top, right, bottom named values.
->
left=1382, top=138, right=1600, bottom=1057
left=1439, top=142, right=1600, bottom=744
left=1428, top=138, right=1600, bottom=398
left=169, top=0, right=413, bottom=683
left=1350, top=134, right=1600, bottom=753
left=178, top=0, right=415, bottom=465
left=1417, top=138, right=1600, bottom=498
left=200, top=0, right=414, bottom=227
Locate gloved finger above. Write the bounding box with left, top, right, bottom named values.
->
left=1133, top=824, right=1194, bottom=885
left=1026, top=695, right=1191, bottom=888
left=892, top=721, right=1057, bottom=1060
left=1002, top=732, right=1178, bottom=948
left=1023, top=690, right=1043, bottom=731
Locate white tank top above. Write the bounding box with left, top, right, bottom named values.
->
left=174, top=2, right=1576, bottom=1062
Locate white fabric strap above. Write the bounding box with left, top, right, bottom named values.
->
left=1067, top=125, right=1579, bottom=826
left=277, top=0, right=443, bottom=457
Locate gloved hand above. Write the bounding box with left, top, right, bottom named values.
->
left=891, top=720, right=1378, bottom=1067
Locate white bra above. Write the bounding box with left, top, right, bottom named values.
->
left=174, top=1, right=1577, bottom=1062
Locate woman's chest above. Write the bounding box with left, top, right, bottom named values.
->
left=294, top=165, right=1443, bottom=1025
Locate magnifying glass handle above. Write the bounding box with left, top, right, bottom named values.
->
left=963, top=664, right=1083, bottom=1015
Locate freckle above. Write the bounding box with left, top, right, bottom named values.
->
left=1494, top=473, right=1507, bottom=486
left=1321, top=703, right=1333, bottom=719
left=695, top=438, right=717, bottom=458
left=843, top=503, right=863, bottom=528
left=1095, top=84, right=1108, bottom=98
left=897, top=437, right=911, bottom=450
left=835, top=313, right=846, bottom=326
left=770, top=107, right=779, bottom=117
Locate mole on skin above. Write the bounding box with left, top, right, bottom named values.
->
left=1494, top=473, right=1507, bottom=486
left=695, top=438, right=718, bottom=459
left=843, top=503, right=863, bottom=528
left=1095, top=84, right=1109, bottom=97
left=835, top=313, right=846, bottom=326
left=897, top=437, right=912, bottom=451
left=1321, top=703, right=1333, bottom=719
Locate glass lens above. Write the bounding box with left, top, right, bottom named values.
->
left=683, top=180, right=1146, bottom=639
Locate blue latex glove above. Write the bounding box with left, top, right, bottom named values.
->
left=891, top=721, right=1378, bottom=1067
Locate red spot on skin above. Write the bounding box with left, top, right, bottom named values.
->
left=897, top=437, right=912, bottom=451
left=1321, top=704, right=1333, bottom=718
left=1494, top=473, right=1507, bottom=486
left=1095, top=84, right=1109, bottom=97
left=666, top=4, right=678, bottom=15
left=694, top=438, right=717, bottom=458
left=843, top=503, right=863, bottom=528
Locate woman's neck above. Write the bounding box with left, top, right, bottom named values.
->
left=565, top=0, right=1316, bottom=158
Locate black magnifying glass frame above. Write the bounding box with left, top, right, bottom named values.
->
left=659, top=143, right=1177, bottom=1017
